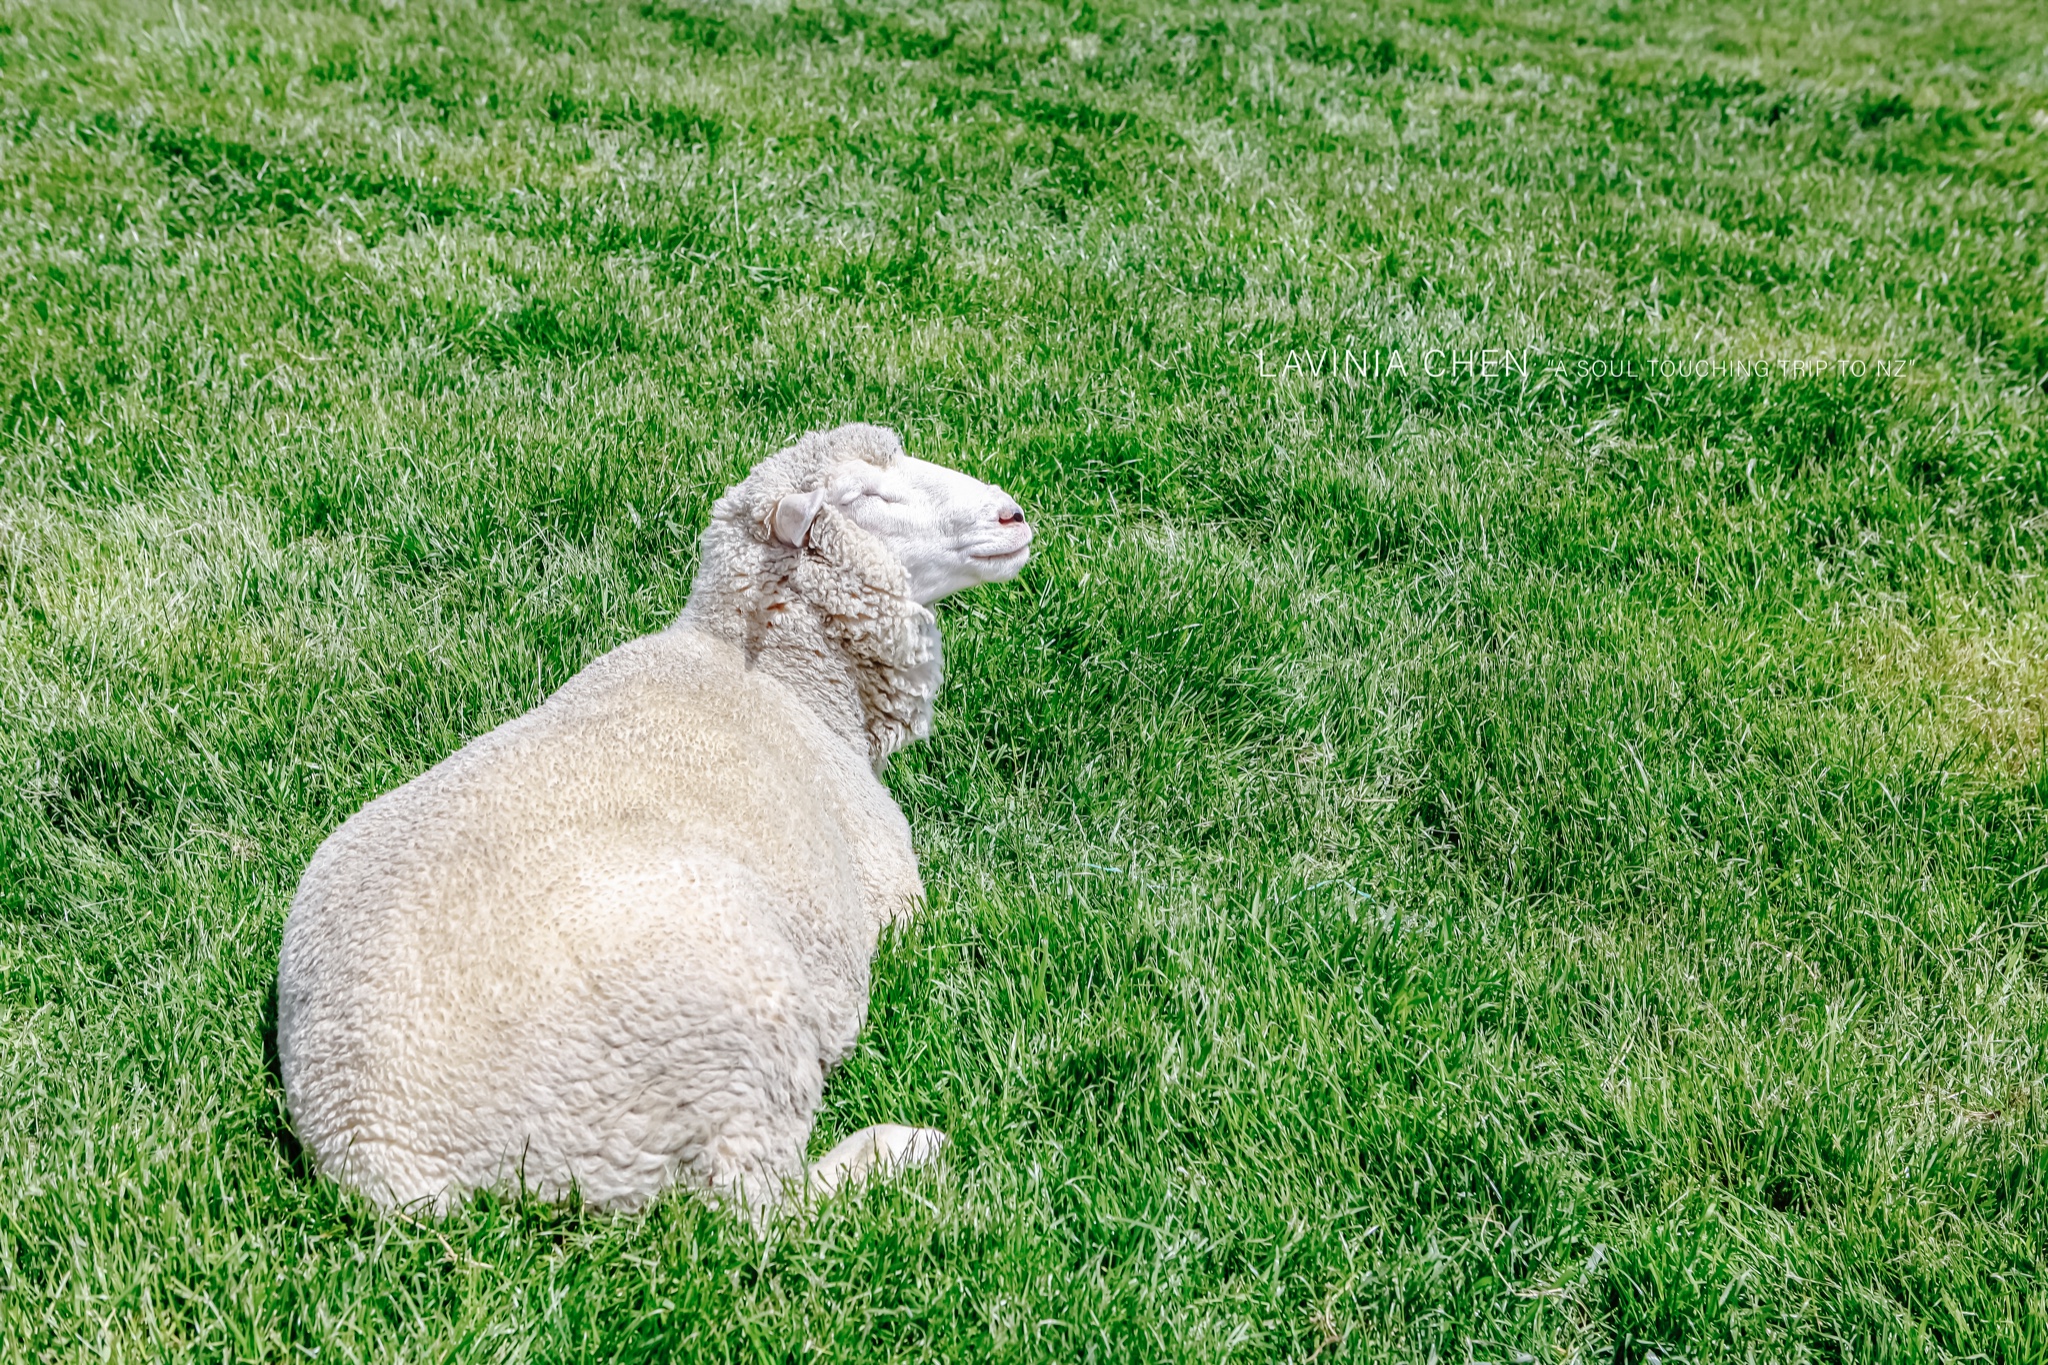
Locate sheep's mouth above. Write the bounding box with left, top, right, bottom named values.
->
left=968, top=530, right=1033, bottom=566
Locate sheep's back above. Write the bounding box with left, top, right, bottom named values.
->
left=277, top=628, right=911, bottom=1206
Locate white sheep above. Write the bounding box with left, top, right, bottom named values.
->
left=276, top=423, right=1032, bottom=1219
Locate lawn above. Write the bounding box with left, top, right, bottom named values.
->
left=3, top=0, right=2047, bottom=1358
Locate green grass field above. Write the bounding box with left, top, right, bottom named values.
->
left=3, top=0, right=2047, bottom=1358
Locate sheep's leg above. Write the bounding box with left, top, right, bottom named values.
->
left=700, top=1124, right=945, bottom=1229
left=805, top=1124, right=948, bottom=1199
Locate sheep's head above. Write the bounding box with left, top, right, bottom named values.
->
left=695, top=424, right=1030, bottom=763
left=758, top=428, right=1032, bottom=604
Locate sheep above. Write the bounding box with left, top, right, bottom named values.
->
left=275, top=423, right=1032, bottom=1220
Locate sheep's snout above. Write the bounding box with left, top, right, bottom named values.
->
left=969, top=489, right=1033, bottom=563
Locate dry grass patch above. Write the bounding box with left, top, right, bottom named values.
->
left=1859, top=585, right=2048, bottom=779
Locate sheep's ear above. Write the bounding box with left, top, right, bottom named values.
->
left=768, top=489, right=826, bottom=548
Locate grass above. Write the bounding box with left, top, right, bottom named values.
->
left=2, top=0, right=2047, bottom=1357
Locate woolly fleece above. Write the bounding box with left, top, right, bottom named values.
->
left=276, top=424, right=1016, bottom=1217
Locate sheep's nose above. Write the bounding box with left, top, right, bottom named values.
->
left=997, top=503, right=1025, bottom=525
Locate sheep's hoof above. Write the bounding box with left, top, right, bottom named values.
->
left=806, top=1123, right=948, bottom=1199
